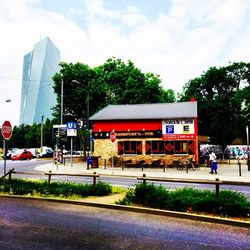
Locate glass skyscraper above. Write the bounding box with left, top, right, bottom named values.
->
left=19, top=37, right=60, bottom=125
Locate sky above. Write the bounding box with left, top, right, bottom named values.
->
left=0, top=0, right=250, bottom=126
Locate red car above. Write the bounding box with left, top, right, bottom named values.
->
left=11, top=150, right=34, bottom=161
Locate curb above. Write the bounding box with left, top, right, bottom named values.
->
left=1, top=194, right=249, bottom=228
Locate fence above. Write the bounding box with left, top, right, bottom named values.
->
left=1, top=169, right=99, bottom=186
left=137, top=174, right=250, bottom=198
left=2, top=169, right=249, bottom=198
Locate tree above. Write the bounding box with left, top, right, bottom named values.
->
left=52, top=62, right=96, bottom=124
left=52, top=58, right=176, bottom=124
left=52, top=58, right=176, bottom=156
left=6, top=119, right=55, bottom=149
left=180, top=62, right=250, bottom=147
left=98, top=58, right=173, bottom=105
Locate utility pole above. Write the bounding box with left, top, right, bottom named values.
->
left=60, top=78, right=64, bottom=125
left=87, top=89, right=90, bottom=170
left=40, top=115, right=44, bottom=151
left=247, top=125, right=250, bottom=171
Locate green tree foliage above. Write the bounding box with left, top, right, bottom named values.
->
left=180, top=62, right=250, bottom=146
left=52, top=58, right=175, bottom=124
left=52, top=62, right=97, bottom=124
left=98, top=58, right=171, bottom=105
left=7, top=119, right=55, bottom=149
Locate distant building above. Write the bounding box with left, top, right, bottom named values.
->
left=19, top=37, right=60, bottom=125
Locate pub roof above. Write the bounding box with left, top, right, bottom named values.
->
left=89, top=101, right=197, bottom=121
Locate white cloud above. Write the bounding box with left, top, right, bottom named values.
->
left=0, top=0, right=250, bottom=126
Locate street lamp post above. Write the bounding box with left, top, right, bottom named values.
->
left=86, top=89, right=90, bottom=170
left=56, top=77, right=64, bottom=164
left=60, top=78, right=64, bottom=125
left=72, top=80, right=90, bottom=169
left=40, top=115, right=44, bottom=152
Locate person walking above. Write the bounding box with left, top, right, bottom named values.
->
left=209, top=151, right=217, bottom=174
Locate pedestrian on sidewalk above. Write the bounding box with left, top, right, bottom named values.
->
left=209, top=151, right=217, bottom=174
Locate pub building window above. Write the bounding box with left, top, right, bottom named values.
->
left=118, top=141, right=142, bottom=155
left=174, top=141, right=188, bottom=154
left=146, top=140, right=167, bottom=155
left=151, top=141, right=165, bottom=154
left=145, top=140, right=194, bottom=155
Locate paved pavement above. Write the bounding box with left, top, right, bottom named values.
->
left=34, top=159, right=250, bottom=182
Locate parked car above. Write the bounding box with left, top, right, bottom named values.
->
left=11, top=149, right=34, bottom=161
left=67, top=150, right=81, bottom=155
left=38, top=148, right=53, bottom=158
left=2, top=149, right=17, bottom=160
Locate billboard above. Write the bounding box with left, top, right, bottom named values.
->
left=53, top=124, right=67, bottom=142
left=162, top=119, right=195, bottom=140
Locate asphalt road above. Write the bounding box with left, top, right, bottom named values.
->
left=0, top=197, right=249, bottom=249
left=2, top=158, right=50, bottom=172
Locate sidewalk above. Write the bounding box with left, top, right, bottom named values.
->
left=35, top=160, right=250, bottom=182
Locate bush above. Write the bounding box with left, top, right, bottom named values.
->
left=0, top=178, right=112, bottom=198
left=132, top=183, right=170, bottom=209
left=118, top=183, right=250, bottom=217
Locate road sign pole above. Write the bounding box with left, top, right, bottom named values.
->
left=112, top=154, right=114, bottom=168
left=70, top=137, right=73, bottom=167
left=110, top=131, right=116, bottom=169
left=3, top=139, right=6, bottom=175
left=246, top=125, right=250, bottom=171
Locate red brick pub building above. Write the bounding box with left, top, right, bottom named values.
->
left=89, top=101, right=198, bottom=167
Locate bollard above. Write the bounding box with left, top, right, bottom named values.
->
left=215, top=178, right=220, bottom=198
left=48, top=170, right=52, bottom=184
left=186, top=163, right=188, bottom=174
left=228, top=159, right=230, bottom=165
left=93, top=172, right=97, bottom=187
left=122, top=159, right=124, bottom=170
left=143, top=173, right=146, bottom=185
left=104, top=159, right=106, bottom=169
left=239, top=162, right=242, bottom=176
left=163, top=165, right=165, bottom=172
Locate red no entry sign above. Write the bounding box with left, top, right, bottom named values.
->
left=110, top=131, right=116, bottom=143
left=1, top=120, right=12, bottom=140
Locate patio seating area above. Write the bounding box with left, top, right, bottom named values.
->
left=106, top=155, right=196, bottom=170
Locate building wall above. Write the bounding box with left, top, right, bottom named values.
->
left=94, top=120, right=162, bottom=132
left=92, top=117, right=199, bottom=164
left=94, top=139, right=117, bottom=160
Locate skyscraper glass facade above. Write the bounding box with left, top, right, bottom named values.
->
left=19, top=37, right=60, bottom=125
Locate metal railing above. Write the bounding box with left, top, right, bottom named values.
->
left=137, top=174, right=250, bottom=198
left=45, top=171, right=99, bottom=186
left=1, top=169, right=99, bottom=187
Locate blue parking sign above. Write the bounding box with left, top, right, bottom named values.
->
left=166, top=125, right=174, bottom=134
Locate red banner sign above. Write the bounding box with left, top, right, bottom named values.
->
left=162, top=134, right=195, bottom=141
